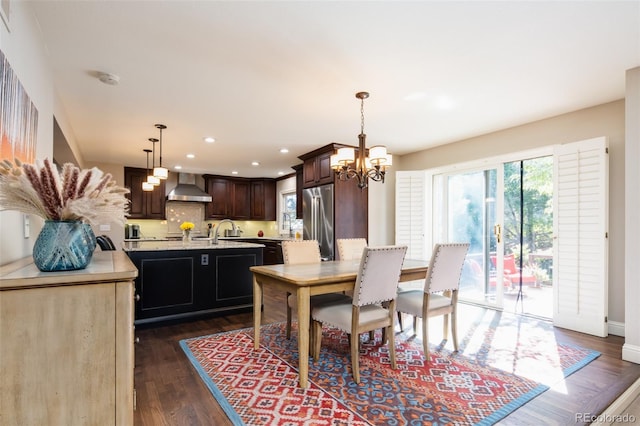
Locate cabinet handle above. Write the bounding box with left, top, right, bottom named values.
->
left=135, top=337, right=140, bottom=344
left=134, top=294, right=140, bottom=302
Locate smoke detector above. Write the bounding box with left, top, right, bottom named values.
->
left=97, top=72, right=120, bottom=86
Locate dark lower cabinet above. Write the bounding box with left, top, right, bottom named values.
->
left=227, top=238, right=283, bottom=265
left=127, top=247, right=263, bottom=325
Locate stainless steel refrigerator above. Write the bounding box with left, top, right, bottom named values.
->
left=303, top=184, right=334, bottom=260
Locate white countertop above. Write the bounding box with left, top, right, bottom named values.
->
left=123, top=239, right=265, bottom=252
left=220, top=236, right=297, bottom=242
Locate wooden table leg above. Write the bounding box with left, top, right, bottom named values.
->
left=253, top=275, right=262, bottom=350
left=297, top=286, right=310, bottom=388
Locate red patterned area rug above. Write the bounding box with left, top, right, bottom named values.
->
left=180, top=312, right=600, bottom=426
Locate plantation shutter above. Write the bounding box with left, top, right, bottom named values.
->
left=552, top=137, right=608, bottom=337
left=395, top=171, right=429, bottom=260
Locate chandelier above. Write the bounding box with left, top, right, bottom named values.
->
left=330, top=92, right=392, bottom=189
left=153, top=124, right=168, bottom=180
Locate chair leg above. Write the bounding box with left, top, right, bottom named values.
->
left=369, top=330, right=375, bottom=342
left=397, top=311, right=403, bottom=331
left=443, top=313, right=450, bottom=341
left=312, top=320, right=322, bottom=361
left=351, top=332, right=360, bottom=384
left=286, top=310, right=292, bottom=339
left=451, top=308, right=459, bottom=352
left=413, top=316, right=418, bottom=334
left=387, top=324, right=397, bottom=370
left=422, top=315, right=429, bottom=361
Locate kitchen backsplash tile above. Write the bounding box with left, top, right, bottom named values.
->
left=166, top=201, right=205, bottom=235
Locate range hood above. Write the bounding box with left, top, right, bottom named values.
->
left=167, top=173, right=212, bottom=202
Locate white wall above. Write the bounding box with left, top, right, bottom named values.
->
left=0, top=2, right=56, bottom=265
left=623, top=67, right=640, bottom=363
left=373, top=101, right=626, bottom=326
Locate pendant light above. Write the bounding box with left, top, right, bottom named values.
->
left=147, top=138, right=160, bottom=186
left=153, top=124, right=168, bottom=180
left=142, top=149, right=154, bottom=191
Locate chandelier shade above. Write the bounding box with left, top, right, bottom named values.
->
left=330, top=92, right=390, bottom=189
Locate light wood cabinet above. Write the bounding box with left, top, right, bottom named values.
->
left=0, top=251, right=138, bottom=426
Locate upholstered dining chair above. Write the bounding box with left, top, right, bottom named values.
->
left=395, top=242, right=470, bottom=360
left=311, top=245, right=408, bottom=384
left=336, top=238, right=377, bottom=341
left=282, top=240, right=351, bottom=339
left=336, top=238, right=367, bottom=261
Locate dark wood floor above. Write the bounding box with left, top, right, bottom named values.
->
left=133, top=287, right=640, bottom=425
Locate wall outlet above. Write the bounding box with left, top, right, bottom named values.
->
left=99, top=224, right=111, bottom=232
left=201, top=254, right=209, bottom=266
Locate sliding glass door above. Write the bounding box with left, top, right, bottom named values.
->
left=434, top=156, right=554, bottom=314
left=436, top=166, right=505, bottom=308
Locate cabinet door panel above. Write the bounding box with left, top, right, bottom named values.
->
left=126, top=170, right=146, bottom=218
left=215, top=253, right=257, bottom=302
left=232, top=181, right=251, bottom=219
left=316, top=151, right=334, bottom=185
left=1, top=284, right=116, bottom=425
left=206, top=178, right=230, bottom=218
left=138, top=257, right=194, bottom=315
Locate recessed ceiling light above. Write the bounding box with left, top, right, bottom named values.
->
left=251, top=161, right=260, bottom=166
left=231, top=170, right=239, bottom=175
left=186, top=154, right=195, bottom=159
left=278, top=171, right=285, bottom=175
left=280, top=148, right=289, bottom=154
left=204, top=137, right=215, bottom=143
left=174, top=165, right=182, bottom=170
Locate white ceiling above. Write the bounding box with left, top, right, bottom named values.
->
left=27, top=1, right=639, bottom=178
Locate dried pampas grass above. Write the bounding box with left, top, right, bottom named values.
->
left=0, top=158, right=129, bottom=226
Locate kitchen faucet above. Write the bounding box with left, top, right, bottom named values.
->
left=283, top=213, right=293, bottom=237
left=212, top=219, right=237, bottom=245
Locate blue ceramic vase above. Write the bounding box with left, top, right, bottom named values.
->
left=32, top=220, right=97, bottom=272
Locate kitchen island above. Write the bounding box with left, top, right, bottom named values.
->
left=125, top=240, right=264, bottom=325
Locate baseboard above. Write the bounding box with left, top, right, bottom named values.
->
left=623, top=343, right=640, bottom=364
left=608, top=321, right=625, bottom=337
left=591, top=377, right=640, bottom=425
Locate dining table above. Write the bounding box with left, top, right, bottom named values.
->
left=250, top=258, right=429, bottom=388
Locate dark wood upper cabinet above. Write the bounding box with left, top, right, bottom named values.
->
left=124, top=167, right=166, bottom=219
left=204, top=175, right=276, bottom=220
left=292, top=164, right=303, bottom=219
left=204, top=176, right=231, bottom=218
left=251, top=179, right=276, bottom=221
left=231, top=180, right=251, bottom=219
left=298, top=143, right=354, bottom=189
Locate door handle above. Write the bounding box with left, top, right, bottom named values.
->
left=494, top=224, right=502, bottom=243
